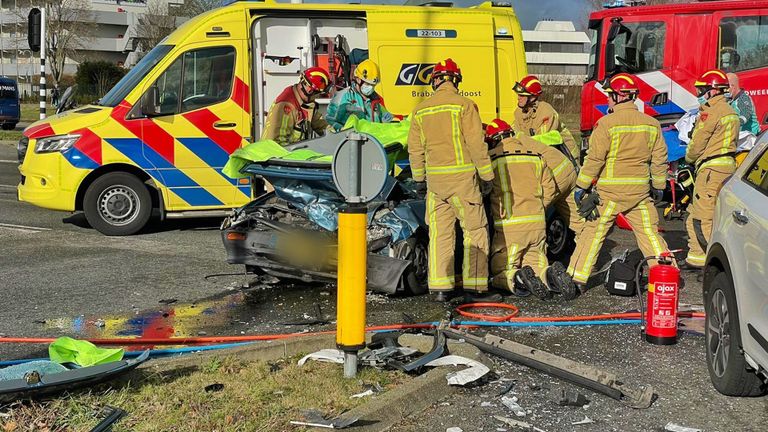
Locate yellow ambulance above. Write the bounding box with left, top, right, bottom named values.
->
left=17, top=0, right=527, bottom=235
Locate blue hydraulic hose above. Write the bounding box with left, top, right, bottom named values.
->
left=0, top=319, right=643, bottom=367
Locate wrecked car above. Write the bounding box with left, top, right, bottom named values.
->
left=221, top=129, right=428, bottom=295
left=221, top=124, right=570, bottom=295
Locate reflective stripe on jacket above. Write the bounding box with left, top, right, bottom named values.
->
left=407, top=83, right=493, bottom=199
left=577, top=102, right=667, bottom=201
left=489, top=137, right=556, bottom=231
left=687, top=95, right=739, bottom=173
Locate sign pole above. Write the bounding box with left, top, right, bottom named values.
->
left=39, top=6, right=45, bottom=120
left=336, top=133, right=367, bottom=379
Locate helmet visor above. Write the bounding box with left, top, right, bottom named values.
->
left=512, top=82, right=530, bottom=95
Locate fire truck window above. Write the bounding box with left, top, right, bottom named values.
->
left=612, top=21, right=666, bottom=73
left=181, top=47, right=236, bottom=112
left=719, top=16, right=768, bottom=73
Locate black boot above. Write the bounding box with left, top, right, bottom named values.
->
left=463, top=292, right=503, bottom=303
left=546, top=262, right=579, bottom=301
left=515, top=266, right=551, bottom=300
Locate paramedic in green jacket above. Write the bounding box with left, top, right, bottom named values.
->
left=326, top=59, right=393, bottom=131
left=727, top=73, right=760, bottom=135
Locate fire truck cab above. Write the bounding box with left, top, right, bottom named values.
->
left=581, top=0, right=768, bottom=144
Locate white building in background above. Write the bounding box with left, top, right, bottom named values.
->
left=522, top=20, right=590, bottom=85
left=0, top=0, right=183, bottom=96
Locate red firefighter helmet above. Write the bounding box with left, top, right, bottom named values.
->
left=603, top=73, right=640, bottom=97
left=301, top=66, right=331, bottom=93
left=431, top=58, right=462, bottom=82
left=694, top=69, right=729, bottom=90
left=513, top=75, right=543, bottom=96
left=485, top=118, right=513, bottom=141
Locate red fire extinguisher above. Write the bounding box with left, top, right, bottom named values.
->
left=638, top=252, right=680, bottom=345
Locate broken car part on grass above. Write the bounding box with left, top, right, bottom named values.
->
left=0, top=351, right=149, bottom=404
left=442, top=328, right=656, bottom=409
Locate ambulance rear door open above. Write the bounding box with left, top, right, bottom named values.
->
left=250, top=12, right=369, bottom=137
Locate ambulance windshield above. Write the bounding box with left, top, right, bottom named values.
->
left=99, top=45, right=174, bottom=107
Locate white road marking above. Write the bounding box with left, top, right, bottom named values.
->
left=0, top=160, right=18, bottom=164
left=0, top=222, right=51, bottom=233
left=0, top=184, right=17, bottom=190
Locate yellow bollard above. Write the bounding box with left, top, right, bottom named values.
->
left=336, top=204, right=367, bottom=378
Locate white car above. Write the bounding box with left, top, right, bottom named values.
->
left=705, top=130, right=768, bottom=396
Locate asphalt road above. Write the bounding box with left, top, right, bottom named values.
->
left=1, top=141, right=766, bottom=430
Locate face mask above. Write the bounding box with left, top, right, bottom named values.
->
left=698, top=96, right=708, bottom=105
left=724, top=92, right=733, bottom=101
left=360, top=83, right=375, bottom=96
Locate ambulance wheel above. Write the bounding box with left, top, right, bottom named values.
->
left=83, top=172, right=152, bottom=236
left=704, top=271, right=766, bottom=396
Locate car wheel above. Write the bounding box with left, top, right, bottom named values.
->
left=1, top=123, right=15, bottom=130
left=394, top=235, right=428, bottom=295
left=547, top=214, right=575, bottom=261
left=704, top=271, right=766, bottom=396
left=83, top=172, right=152, bottom=236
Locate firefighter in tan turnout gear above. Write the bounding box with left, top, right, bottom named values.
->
left=682, top=69, right=740, bottom=269
left=261, top=66, right=330, bottom=146
left=513, top=75, right=580, bottom=166
left=485, top=119, right=578, bottom=300
left=407, top=58, right=498, bottom=303
left=568, top=73, right=670, bottom=289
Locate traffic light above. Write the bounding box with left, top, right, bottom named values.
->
left=28, top=8, right=41, bottom=53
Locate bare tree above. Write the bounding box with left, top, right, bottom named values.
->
left=134, top=0, right=178, bottom=52
left=45, top=0, right=95, bottom=88
left=13, top=0, right=94, bottom=87
left=183, top=0, right=223, bottom=17
left=132, top=0, right=221, bottom=53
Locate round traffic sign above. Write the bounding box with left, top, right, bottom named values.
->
left=332, top=132, right=389, bottom=203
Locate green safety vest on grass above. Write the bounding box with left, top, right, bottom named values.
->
left=49, top=337, right=124, bottom=367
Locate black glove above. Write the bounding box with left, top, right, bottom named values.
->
left=414, top=181, right=427, bottom=198
left=480, top=180, right=494, bottom=197
left=574, top=187, right=588, bottom=207
left=651, top=188, right=664, bottom=202
left=577, top=189, right=601, bottom=222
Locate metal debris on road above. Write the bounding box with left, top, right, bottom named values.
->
left=496, top=379, right=517, bottom=397
left=493, top=415, right=546, bottom=432
left=664, top=423, right=702, bottom=432
left=556, top=389, right=590, bottom=407
left=572, top=416, right=594, bottom=426
left=158, top=298, right=178, bottom=305
left=425, top=355, right=491, bottom=386
left=297, top=349, right=345, bottom=366
left=281, top=304, right=331, bottom=326
left=500, top=396, right=526, bottom=417
left=443, top=328, right=656, bottom=409
left=289, top=409, right=359, bottom=429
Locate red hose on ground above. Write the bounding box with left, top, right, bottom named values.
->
left=0, top=313, right=704, bottom=346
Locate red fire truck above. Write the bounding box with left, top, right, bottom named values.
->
left=581, top=0, right=768, bottom=144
